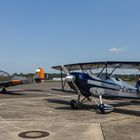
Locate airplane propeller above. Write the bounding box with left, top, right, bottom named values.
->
left=61, top=65, right=81, bottom=108
left=61, top=65, right=79, bottom=93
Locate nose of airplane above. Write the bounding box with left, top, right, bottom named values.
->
left=61, top=65, right=79, bottom=93
left=65, top=75, right=75, bottom=82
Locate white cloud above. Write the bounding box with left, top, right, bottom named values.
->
left=109, top=48, right=122, bottom=53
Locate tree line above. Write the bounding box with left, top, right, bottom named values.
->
left=12, top=73, right=140, bottom=81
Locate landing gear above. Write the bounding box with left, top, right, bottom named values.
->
left=70, top=90, right=82, bottom=109
left=98, top=104, right=105, bottom=114
left=2, top=87, right=7, bottom=94
left=90, top=90, right=114, bottom=113
left=70, top=100, right=79, bottom=109
left=98, top=94, right=105, bottom=113
left=70, top=89, right=114, bottom=113
left=98, top=103, right=114, bottom=113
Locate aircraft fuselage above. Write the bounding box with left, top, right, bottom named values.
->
left=69, top=72, right=140, bottom=99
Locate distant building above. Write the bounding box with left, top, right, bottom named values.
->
left=53, top=78, right=65, bottom=81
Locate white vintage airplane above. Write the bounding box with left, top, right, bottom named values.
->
left=52, top=61, right=140, bottom=113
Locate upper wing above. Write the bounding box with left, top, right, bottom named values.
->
left=52, top=61, right=140, bottom=71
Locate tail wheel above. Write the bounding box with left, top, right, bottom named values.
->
left=70, top=100, right=79, bottom=109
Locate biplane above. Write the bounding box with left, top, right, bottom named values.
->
left=0, top=70, right=23, bottom=93
left=52, top=61, right=140, bottom=113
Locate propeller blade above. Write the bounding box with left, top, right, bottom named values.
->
left=71, top=80, right=79, bottom=93
left=61, top=65, right=70, bottom=76
left=61, top=65, right=79, bottom=93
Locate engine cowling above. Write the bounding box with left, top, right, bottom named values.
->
left=65, top=75, right=75, bottom=82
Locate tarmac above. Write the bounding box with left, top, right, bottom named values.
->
left=0, top=81, right=139, bottom=140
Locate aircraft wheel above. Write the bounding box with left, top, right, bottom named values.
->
left=2, top=88, right=7, bottom=94
left=98, top=104, right=105, bottom=114
left=70, top=100, right=79, bottom=109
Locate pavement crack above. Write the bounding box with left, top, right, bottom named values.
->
left=100, top=123, right=105, bottom=140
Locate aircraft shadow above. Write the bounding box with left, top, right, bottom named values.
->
left=110, top=101, right=140, bottom=116
left=110, top=102, right=133, bottom=107
left=54, top=105, right=97, bottom=111
left=114, top=108, right=140, bottom=116
left=0, top=91, right=25, bottom=95
left=46, top=98, right=97, bottom=111
left=24, top=89, right=45, bottom=92
left=46, top=98, right=140, bottom=116
left=14, top=89, right=45, bottom=92
left=131, top=100, right=140, bottom=103
left=45, top=99, right=70, bottom=105
left=51, top=88, right=76, bottom=94
left=0, top=89, right=45, bottom=95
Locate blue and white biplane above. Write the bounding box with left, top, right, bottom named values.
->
left=52, top=61, right=140, bottom=113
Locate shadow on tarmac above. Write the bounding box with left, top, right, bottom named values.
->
left=46, top=98, right=98, bottom=111
left=46, top=98, right=140, bottom=116
left=114, top=108, right=140, bottom=117
left=45, top=99, right=70, bottom=105
left=0, top=91, right=25, bottom=96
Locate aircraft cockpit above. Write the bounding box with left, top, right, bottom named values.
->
left=0, top=70, right=11, bottom=82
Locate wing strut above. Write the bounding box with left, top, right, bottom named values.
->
left=97, top=64, right=106, bottom=78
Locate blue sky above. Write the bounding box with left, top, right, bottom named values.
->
left=0, top=0, right=140, bottom=74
